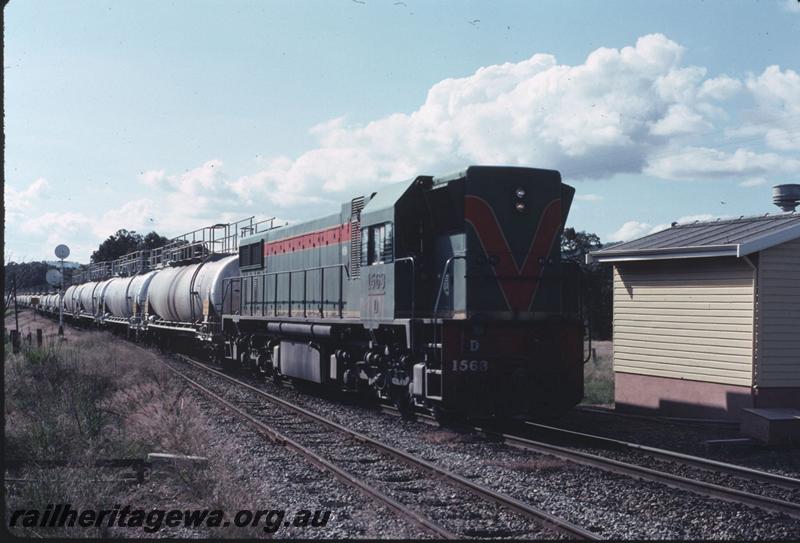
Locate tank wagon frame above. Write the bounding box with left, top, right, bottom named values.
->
left=23, top=166, right=591, bottom=421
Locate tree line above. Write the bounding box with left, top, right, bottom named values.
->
left=4, top=229, right=169, bottom=293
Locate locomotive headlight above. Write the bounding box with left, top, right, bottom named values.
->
left=515, top=188, right=526, bottom=198
left=515, top=201, right=526, bottom=212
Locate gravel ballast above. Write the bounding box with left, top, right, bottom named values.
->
left=166, top=354, right=800, bottom=540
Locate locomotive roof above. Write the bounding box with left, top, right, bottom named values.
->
left=589, top=211, right=800, bottom=263
left=360, top=177, right=416, bottom=219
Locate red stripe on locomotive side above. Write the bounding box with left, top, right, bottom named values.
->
left=465, top=196, right=562, bottom=312
left=264, top=222, right=351, bottom=256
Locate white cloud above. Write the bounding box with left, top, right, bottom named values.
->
left=215, top=33, right=767, bottom=208
left=21, top=211, right=94, bottom=238
left=575, top=193, right=604, bottom=202
left=5, top=178, right=50, bottom=213
left=608, top=221, right=656, bottom=242
left=739, top=177, right=768, bottom=187
left=649, top=104, right=711, bottom=136
left=645, top=146, right=800, bottom=180
left=782, top=0, right=800, bottom=13
left=697, top=75, right=742, bottom=101
left=139, top=169, right=166, bottom=187
left=132, top=35, right=796, bottom=224
left=13, top=34, right=799, bottom=261
left=743, top=66, right=800, bottom=151
left=609, top=213, right=726, bottom=242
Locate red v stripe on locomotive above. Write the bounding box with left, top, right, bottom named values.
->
left=465, top=196, right=562, bottom=312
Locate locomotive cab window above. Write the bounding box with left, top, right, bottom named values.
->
left=361, top=222, right=393, bottom=266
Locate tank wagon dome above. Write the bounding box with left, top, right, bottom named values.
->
left=148, top=255, right=239, bottom=323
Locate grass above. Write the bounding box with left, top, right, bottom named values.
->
left=3, top=312, right=269, bottom=538
left=582, top=340, right=614, bottom=406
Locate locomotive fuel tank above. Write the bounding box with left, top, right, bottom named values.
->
left=147, top=255, right=239, bottom=323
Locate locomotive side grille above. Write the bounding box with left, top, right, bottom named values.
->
left=350, top=196, right=365, bottom=278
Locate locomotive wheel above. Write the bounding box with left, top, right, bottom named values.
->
left=391, top=386, right=414, bottom=420
left=221, top=356, right=238, bottom=372
left=432, top=404, right=454, bottom=425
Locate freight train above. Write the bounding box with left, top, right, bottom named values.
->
left=19, top=166, right=589, bottom=420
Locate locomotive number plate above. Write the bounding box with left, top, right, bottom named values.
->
left=451, top=359, right=489, bottom=372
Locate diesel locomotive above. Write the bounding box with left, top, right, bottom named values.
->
left=22, top=166, right=588, bottom=420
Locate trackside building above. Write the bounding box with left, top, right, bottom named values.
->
left=589, top=212, right=800, bottom=421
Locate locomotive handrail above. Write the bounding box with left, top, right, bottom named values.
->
left=394, top=256, right=416, bottom=352
left=432, top=254, right=466, bottom=364
left=228, top=263, right=350, bottom=320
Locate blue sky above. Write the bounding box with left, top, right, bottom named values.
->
left=5, top=0, right=800, bottom=262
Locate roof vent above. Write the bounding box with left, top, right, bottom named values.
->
left=772, top=184, right=800, bottom=212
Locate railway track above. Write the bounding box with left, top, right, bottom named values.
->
left=494, top=425, right=800, bottom=520
left=144, top=349, right=600, bottom=540
left=522, top=421, right=800, bottom=492
left=383, top=407, right=800, bottom=521
left=573, top=405, right=742, bottom=428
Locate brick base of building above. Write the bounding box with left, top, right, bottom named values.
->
left=614, top=372, right=754, bottom=421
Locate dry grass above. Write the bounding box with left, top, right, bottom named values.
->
left=582, top=340, right=614, bottom=406
left=3, top=311, right=270, bottom=538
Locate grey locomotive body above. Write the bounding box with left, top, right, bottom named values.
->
left=223, top=165, right=585, bottom=419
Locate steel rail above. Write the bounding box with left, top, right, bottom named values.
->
left=381, top=405, right=800, bottom=520
left=486, top=429, right=800, bottom=521
left=145, top=350, right=457, bottom=540
left=524, top=421, right=800, bottom=491
left=574, top=405, right=740, bottom=427
left=173, top=354, right=601, bottom=540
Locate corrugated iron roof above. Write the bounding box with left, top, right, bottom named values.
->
left=590, top=212, right=800, bottom=263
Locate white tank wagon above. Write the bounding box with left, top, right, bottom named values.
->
left=93, top=278, right=115, bottom=315
left=63, top=285, right=79, bottom=313
left=128, top=270, right=159, bottom=318
left=77, top=281, right=98, bottom=314
left=147, top=255, right=239, bottom=323
left=103, top=270, right=159, bottom=318
left=103, top=277, right=131, bottom=317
